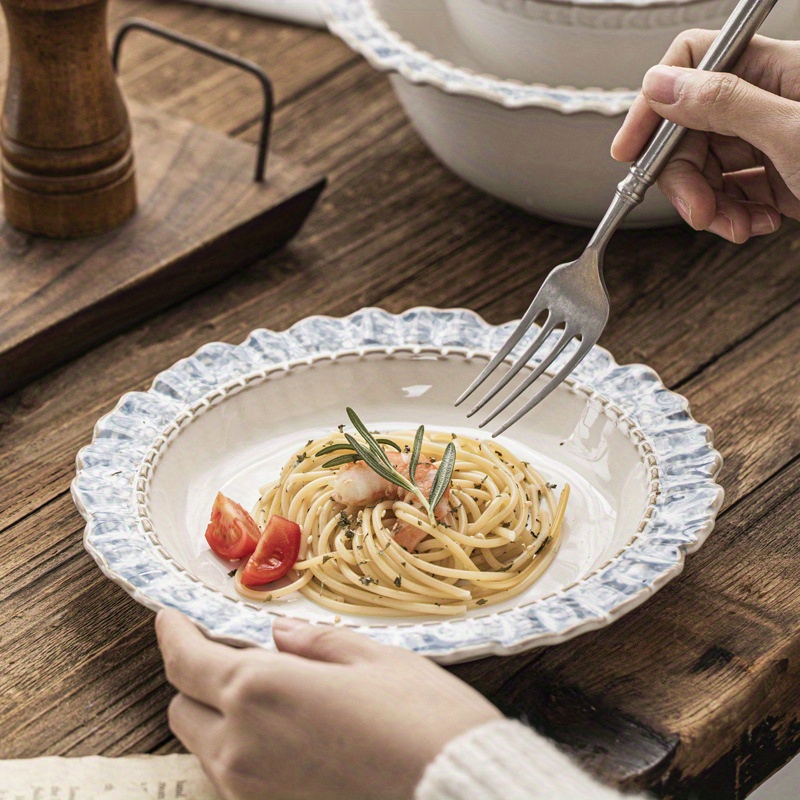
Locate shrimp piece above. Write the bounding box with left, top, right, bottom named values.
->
left=331, top=460, right=390, bottom=506
left=331, top=450, right=452, bottom=554
left=332, top=451, right=450, bottom=516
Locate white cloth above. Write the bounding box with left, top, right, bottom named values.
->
left=415, top=719, right=646, bottom=800
left=0, top=754, right=219, bottom=799
left=185, top=0, right=325, bottom=27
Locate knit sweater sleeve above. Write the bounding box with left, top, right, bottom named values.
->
left=414, top=718, right=648, bottom=800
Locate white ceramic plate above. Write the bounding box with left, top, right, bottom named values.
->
left=72, top=307, right=723, bottom=664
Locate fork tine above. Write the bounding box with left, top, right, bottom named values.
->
left=466, top=312, right=557, bottom=418
left=478, top=327, right=575, bottom=429
left=454, top=293, right=549, bottom=407
left=491, top=338, right=596, bottom=437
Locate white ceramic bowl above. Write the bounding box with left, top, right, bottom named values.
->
left=445, top=0, right=739, bottom=90
left=321, top=0, right=676, bottom=227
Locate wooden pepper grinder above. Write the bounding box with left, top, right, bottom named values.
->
left=0, top=0, right=136, bottom=237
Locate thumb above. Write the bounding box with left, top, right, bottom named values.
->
left=641, top=64, right=799, bottom=164
left=272, top=617, right=388, bottom=664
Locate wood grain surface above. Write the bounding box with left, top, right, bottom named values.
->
left=0, top=1, right=798, bottom=798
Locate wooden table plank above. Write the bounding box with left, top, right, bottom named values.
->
left=0, top=101, right=325, bottom=397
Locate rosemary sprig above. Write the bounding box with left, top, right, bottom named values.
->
left=320, top=453, right=362, bottom=468
left=430, top=441, right=456, bottom=511
left=316, top=439, right=401, bottom=458
left=316, top=408, right=457, bottom=527
left=317, top=438, right=400, bottom=469
left=409, top=424, right=425, bottom=489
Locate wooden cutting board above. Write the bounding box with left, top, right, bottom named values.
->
left=0, top=99, right=325, bottom=398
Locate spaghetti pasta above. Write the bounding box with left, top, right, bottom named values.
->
left=233, top=427, right=568, bottom=617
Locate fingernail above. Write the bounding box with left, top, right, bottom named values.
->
left=751, top=210, right=777, bottom=236
left=707, top=213, right=737, bottom=243
left=643, top=65, right=687, bottom=105
left=273, top=616, right=308, bottom=632
left=671, top=196, right=694, bottom=228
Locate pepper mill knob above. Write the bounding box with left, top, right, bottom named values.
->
left=0, top=0, right=136, bottom=238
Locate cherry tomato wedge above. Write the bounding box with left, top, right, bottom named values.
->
left=204, top=492, right=261, bottom=561
left=241, top=515, right=302, bottom=587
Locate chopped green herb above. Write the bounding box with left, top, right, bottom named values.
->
left=322, top=554, right=335, bottom=565
left=359, top=576, right=377, bottom=586
left=476, top=598, right=488, bottom=606
left=394, top=576, right=402, bottom=588
left=228, top=569, right=237, bottom=578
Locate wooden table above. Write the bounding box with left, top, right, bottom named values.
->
left=1, top=2, right=798, bottom=798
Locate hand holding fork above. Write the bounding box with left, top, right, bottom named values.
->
left=456, top=0, right=779, bottom=436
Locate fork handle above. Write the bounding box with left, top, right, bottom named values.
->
left=618, top=0, right=779, bottom=207
left=587, top=0, right=778, bottom=249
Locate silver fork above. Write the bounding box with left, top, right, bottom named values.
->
left=455, top=0, right=778, bottom=437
